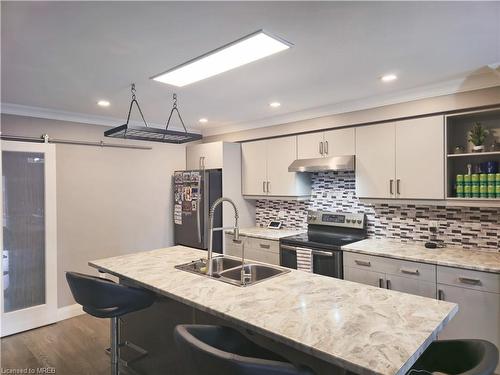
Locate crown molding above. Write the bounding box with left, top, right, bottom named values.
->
left=202, top=75, right=500, bottom=137
left=0, top=103, right=200, bottom=134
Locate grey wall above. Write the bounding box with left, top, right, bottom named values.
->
left=203, top=86, right=500, bottom=142
left=1, top=114, right=186, bottom=308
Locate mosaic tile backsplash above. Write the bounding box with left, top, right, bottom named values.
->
left=256, top=171, right=500, bottom=252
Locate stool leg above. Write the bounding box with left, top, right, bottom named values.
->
left=110, top=317, right=120, bottom=375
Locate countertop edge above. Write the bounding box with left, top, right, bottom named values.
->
left=341, top=242, right=500, bottom=274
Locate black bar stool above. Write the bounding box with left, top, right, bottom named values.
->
left=409, top=339, right=499, bottom=375
left=66, top=271, right=155, bottom=375
left=174, top=324, right=314, bottom=375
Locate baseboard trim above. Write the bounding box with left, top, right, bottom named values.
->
left=57, top=303, right=84, bottom=321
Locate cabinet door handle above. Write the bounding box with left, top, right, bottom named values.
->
left=390, top=179, right=394, bottom=195
left=378, top=278, right=384, bottom=288
left=354, top=260, right=371, bottom=267
left=324, top=140, right=329, bottom=155
left=260, top=243, right=270, bottom=249
left=437, top=289, right=445, bottom=301
left=400, top=268, right=419, bottom=275
left=386, top=279, right=391, bottom=290
left=396, top=179, right=401, bottom=195
left=458, top=277, right=482, bottom=285
left=262, top=181, right=266, bottom=193
left=267, top=181, right=271, bottom=193
left=319, top=141, right=324, bottom=155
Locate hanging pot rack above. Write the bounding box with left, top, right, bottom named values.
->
left=104, top=83, right=202, bottom=144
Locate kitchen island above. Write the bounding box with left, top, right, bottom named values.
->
left=89, top=245, right=457, bottom=375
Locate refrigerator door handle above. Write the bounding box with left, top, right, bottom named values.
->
left=196, top=172, right=202, bottom=244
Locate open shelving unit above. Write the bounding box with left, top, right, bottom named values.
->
left=445, top=107, right=500, bottom=206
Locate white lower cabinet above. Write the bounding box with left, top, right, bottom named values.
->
left=437, top=266, right=500, bottom=372
left=344, top=266, right=385, bottom=288
left=223, top=234, right=279, bottom=266
left=343, top=252, right=437, bottom=298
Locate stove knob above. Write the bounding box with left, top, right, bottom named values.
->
left=346, top=219, right=351, bottom=223
left=357, top=220, right=362, bottom=224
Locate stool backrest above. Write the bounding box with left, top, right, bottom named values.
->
left=174, top=324, right=311, bottom=375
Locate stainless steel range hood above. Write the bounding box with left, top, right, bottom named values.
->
left=288, top=155, right=355, bottom=172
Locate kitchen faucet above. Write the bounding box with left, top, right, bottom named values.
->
left=207, top=197, right=240, bottom=277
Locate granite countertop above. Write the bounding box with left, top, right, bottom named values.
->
left=342, top=238, right=500, bottom=274
left=225, top=226, right=305, bottom=240
left=89, top=246, right=457, bottom=375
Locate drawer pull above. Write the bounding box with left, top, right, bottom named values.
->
left=232, top=239, right=242, bottom=244
left=260, top=243, right=270, bottom=249
left=354, top=260, right=371, bottom=267
left=400, top=268, right=419, bottom=275
left=458, top=277, right=482, bottom=286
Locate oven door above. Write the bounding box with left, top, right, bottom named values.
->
left=279, top=244, right=298, bottom=269
left=311, top=249, right=343, bottom=279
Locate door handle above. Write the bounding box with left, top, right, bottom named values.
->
left=386, top=279, right=391, bottom=290
left=262, top=181, right=266, bottom=193
left=196, top=172, right=203, bottom=243
left=312, top=250, right=333, bottom=257
left=280, top=245, right=297, bottom=253
left=319, top=142, right=323, bottom=155
left=390, top=179, right=394, bottom=195
left=437, top=289, right=445, bottom=301
left=324, top=140, right=329, bottom=155
left=260, top=243, right=270, bottom=249
left=267, top=181, right=270, bottom=193
left=458, top=277, right=482, bottom=285
left=400, top=268, right=419, bottom=275
left=396, top=179, right=401, bottom=195
left=354, top=260, right=371, bottom=267
left=379, top=278, right=384, bottom=288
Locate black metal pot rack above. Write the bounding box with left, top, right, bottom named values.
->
left=104, top=84, right=202, bottom=144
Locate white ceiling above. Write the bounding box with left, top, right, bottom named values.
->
left=2, top=1, right=500, bottom=136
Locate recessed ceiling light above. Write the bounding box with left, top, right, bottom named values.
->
left=199, top=118, right=208, bottom=123
left=269, top=102, right=281, bottom=108
left=381, top=74, right=397, bottom=82
left=97, top=100, right=110, bottom=107
left=151, top=30, right=292, bottom=87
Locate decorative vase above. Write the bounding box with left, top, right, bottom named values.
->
left=472, top=145, right=485, bottom=153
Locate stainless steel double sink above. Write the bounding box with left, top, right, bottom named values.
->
left=175, top=256, right=290, bottom=287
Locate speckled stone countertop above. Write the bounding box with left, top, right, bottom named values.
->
left=225, top=226, right=305, bottom=240
left=342, top=238, right=500, bottom=274
left=89, top=246, right=457, bottom=375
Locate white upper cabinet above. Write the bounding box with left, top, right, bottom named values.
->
left=356, top=122, right=396, bottom=199
left=323, top=128, right=355, bottom=157
left=395, top=116, right=444, bottom=199
left=241, top=140, right=268, bottom=196
left=297, top=132, right=324, bottom=159
left=297, top=128, right=355, bottom=159
left=186, top=142, right=223, bottom=170
left=356, top=115, right=444, bottom=199
left=242, top=136, right=310, bottom=198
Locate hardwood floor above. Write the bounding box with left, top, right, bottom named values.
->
left=1, top=314, right=110, bottom=375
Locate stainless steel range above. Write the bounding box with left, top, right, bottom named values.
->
left=279, top=210, right=367, bottom=279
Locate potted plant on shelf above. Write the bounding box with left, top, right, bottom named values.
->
left=468, top=122, right=489, bottom=152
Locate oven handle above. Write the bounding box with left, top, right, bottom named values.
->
left=311, top=250, right=334, bottom=257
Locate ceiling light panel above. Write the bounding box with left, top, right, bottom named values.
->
left=151, top=30, right=292, bottom=87
left=381, top=74, right=397, bottom=82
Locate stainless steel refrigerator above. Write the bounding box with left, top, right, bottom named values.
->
left=173, top=169, right=223, bottom=253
